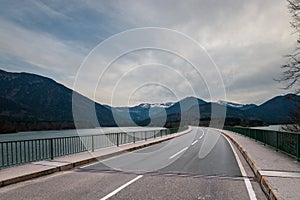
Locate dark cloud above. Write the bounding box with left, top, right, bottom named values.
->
left=0, top=0, right=296, bottom=106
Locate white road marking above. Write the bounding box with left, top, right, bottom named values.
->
left=222, top=133, right=257, bottom=200
left=260, top=170, right=300, bottom=178
left=169, top=147, right=188, bottom=159
left=191, top=140, right=198, bottom=146
left=100, top=175, right=143, bottom=200
left=81, top=128, right=193, bottom=169
left=199, top=128, right=205, bottom=139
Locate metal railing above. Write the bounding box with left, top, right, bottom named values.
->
left=224, top=126, right=300, bottom=161
left=0, top=127, right=188, bottom=169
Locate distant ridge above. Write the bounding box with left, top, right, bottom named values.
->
left=0, top=69, right=299, bottom=133
left=217, top=100, right=257, bottom=110
left=0, top=69, right=117, bottom=133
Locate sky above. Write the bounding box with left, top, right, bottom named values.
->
left=0, top=0, right=297, bottom=106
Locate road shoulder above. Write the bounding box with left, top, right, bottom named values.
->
left=217, top=129, right=300, bottom=200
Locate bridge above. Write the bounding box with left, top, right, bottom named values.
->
left=0, top=126, right=299, bottom=200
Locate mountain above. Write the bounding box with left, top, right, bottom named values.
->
left=111, top=102, right=174, bottom=124
left=1, top=69, right=299, bottom=132
left=217, top=100, right=257, bottom=110
left=165, top=96, right=207, bottom=116
left=164, top=102, right=245, bottom=125
left=138, top=102, right=174, bottom=109
left=0, top=69, right=116, bottom=132
left=167, top=94, right=299, bottom=125
left=108, top=97, right=208, bottom=126
left=245, top=94, right=300, bottom=124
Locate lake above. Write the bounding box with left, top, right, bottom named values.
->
left=0, top=127, right=165, bottom=142
left=250, top=125, right=289, bottom=132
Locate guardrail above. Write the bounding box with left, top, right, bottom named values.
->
left=224, top=126, right=300, bottom=161
left=0, top=127, right=188, bottom=169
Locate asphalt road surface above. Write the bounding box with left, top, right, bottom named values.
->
left=0, top=127, right=267, bottom=200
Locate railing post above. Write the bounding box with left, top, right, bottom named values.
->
left=133, top=132, right=135, bottom=144
left=276, top=132, right=279, bottom=152
left=263, top=131, right=266, bottom=146
left=145, top=131, right=147, bottom=141
left=1, top=143, right=4, bottom=167
left=117, top=133, right=119, bottom=147
left=154, top=131, right=156, bottom=139
left=297, top=134, right=300, bottom=162
left=50, top=139, right=54, bottom=160
left=92, top=136, right=94, bottom=152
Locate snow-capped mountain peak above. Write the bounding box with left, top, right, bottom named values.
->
left=139, top=102, right=174, bottom=109
left=217, top=100, right=257, bottom=110
left=217, top=100, right=244, bottom=108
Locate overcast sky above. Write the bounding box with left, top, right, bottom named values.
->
left=0, top=0, right=297, bottom=106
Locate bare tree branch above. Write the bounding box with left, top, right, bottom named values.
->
left=278, top=0, right=300, bottom=132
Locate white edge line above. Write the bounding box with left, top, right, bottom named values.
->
left=100, top=175, right=143, bottom=200
left=222, top=133, right=257, bottom=200
left=191, top=140, right=198, bottom=146
left=169, top=147, right=188, bottom=159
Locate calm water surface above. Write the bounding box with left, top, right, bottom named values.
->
left=250, top=125, right=289, bottom=132
left=0, top=127, right=165, bottom=142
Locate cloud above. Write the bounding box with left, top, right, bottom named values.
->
left=0, top=0, right=297, bottom=106
left=0, top=19, right=87, bottom=87
left=72, top=0, right=297, bottom=105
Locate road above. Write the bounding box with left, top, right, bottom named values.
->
left=0, top=127, right=267, bottom=200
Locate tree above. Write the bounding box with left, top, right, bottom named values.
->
left=278, top=0, right=300, bottom=132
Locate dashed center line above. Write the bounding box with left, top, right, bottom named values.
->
left=191, top=140, right=198, bottom=146
left=169, top=147, right=188, bottom=159
left=100, top=175, right=143, bottom=200
left=199, top=129, right=205, bottom=139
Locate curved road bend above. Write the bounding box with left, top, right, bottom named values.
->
left=0, top=127, right=267, bottom=200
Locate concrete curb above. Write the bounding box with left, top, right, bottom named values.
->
left=0, top=127, right=192, bottom=187
left=218, top=130, right=279, bottom=200
left=1, top=167, right=60, bottom=187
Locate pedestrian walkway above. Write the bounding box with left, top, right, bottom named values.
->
left=219, top=129, right=300, bottom=200
left=0, top=127, right=192, bottom=187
